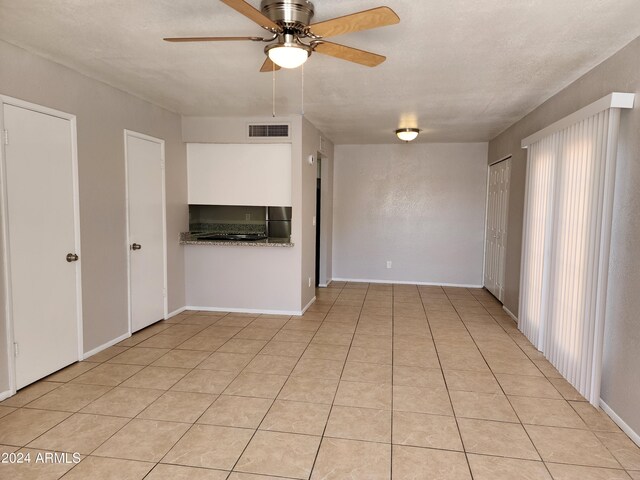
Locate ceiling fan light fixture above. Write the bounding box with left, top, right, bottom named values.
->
left=396, top=128, right=420, bottom=142
left=267, top=44, right=309, bottom=68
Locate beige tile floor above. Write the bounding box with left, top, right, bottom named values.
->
left=1, top=283, right=640, bottom=479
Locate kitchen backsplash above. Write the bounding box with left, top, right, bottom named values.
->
left=189, top=204, right=266, bottom=233
left=189, top=222, right=265, bottom=234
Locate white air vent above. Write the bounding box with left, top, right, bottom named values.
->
left=248, top=123, right=290, bottom=138
left=319, top=136, right=326, bottom=153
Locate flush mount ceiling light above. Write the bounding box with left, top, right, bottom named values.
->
left=265, top=35, right=312, bottom=69
left=396, top=128, right=420, bottom=142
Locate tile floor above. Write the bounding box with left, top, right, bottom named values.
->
left=1, top=283, right=639, bottom=479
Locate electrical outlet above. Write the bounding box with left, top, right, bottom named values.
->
left=386, top=261, right=392, bottom=269
left=309, top=277, right=312, bottom=287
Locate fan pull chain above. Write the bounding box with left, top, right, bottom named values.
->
left=301, top=63, right=305, bottom=115
left=272, top=62, right=276, bottom=117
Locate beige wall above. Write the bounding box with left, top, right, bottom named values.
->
left=184, top=245, right=300, bottom=312
left=0, top=40, right=187, bottom=392
left=182, top=115, right=303, bottom=312
left=301, top=118, right=335, bottom=300
left=488, top=36, right=640, bottom=434
left=181, top=117, right=302, bottom=313
left=181, top=115, right=334, bottom=312
left=332, top=143, right=488, bottom=286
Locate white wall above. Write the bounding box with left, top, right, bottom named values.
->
left=332, top=143, right=488, bottom=286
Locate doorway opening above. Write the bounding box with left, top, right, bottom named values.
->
left=315, top=154, right=322, bottom=287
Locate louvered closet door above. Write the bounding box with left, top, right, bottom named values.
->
left=484, top=158, right=510, bottom=302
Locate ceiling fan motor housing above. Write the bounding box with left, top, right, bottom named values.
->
left=260, top=0, right=315, bottom=31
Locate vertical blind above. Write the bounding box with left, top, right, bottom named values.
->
left=518, top=93, right=634, bottom=405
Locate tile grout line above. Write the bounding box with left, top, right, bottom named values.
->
left=148, top=309, right=298, bottom=479
left=5, top=287, right=638, bottom=478
left=420, top=286, right=476, bottom=480
left=223, top=282, right=346, bottom=478
left=306, top=281, right=370, bottom=480
left=446, top=288, right=573, bottom=477
left=164, top=311, right=303, bottom=476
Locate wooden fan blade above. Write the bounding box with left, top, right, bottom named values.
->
left=309, top=6, right=399, bottom=38
left=260, top=57, right=281, bottom=72
left=313, top=41, right=386, bottom=67
left=220, top=0, right=279, bottom=30
left=164, top=36, right=264, bottom=42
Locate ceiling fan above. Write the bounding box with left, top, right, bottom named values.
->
left=164, top=0, right=400, bottom=71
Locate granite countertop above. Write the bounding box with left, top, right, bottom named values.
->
left=180, top=232, right=294, bottom=248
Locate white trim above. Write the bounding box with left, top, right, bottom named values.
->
left=0, top=95, right=83, bottom=394
left=331, top=277, right=483, bottom=288
left=187, top=305, right=306, bottom=316
left=600, top=399, right=640, bottom=448
left=318, top=283, right=331, bottom=288
left=70, top=114, right=84, bottom=361
left=301, top=296, right=316, bottom=315
left=0, top=98, right=16, bottom=399
left=482, top=164, right=490, bottom=288
left=82, top=332, right=130, bottom=360
left=0, top=389, right=12, bottom=401
left=522, top=93, right=634, bottom=148
left=166, top=306, right=187, bottom=319
left=124, top=130, right=168, bottom=336
left=502, top=305, right=518, bottom=322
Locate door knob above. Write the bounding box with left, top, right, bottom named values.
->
left=66, top=253, right=79, bottom=262
left=131, top=243, right=142, bottom=251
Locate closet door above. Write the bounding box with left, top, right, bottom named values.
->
left=125, top=131, right=166, bottom=333
left=3, top=101, right=81, bottom=388
left=484, top=158, right=511, bottom=302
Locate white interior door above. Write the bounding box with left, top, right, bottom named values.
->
left=126, top=131, right=166, bottom=333
left=2, top=102, right=81, bottom=389
left=484, top=158, right=511, bottom=302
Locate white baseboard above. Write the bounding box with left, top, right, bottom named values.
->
left=331, top=277, right=483, bottom=288
left=318, top=279, right=333, bottom=288
left=166, top=306, right=187, bottom=319
left=600, top=399, right=640, bottom=448
left=502, top=306, right=518, bottom=323
left=0, top=389, right=13, bottom=401
left=186, top=305, right=304, bottom=316
left=301, top=296, right=316, bottom=315
left=82, top=332, right=130, bottom=360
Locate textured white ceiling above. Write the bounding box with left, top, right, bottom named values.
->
left=1, top=0, right=639, bottom=143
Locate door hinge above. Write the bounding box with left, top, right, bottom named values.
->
left=13, top=342, right=18, bottom=357
left=2, top=130, right=8, bottom=146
